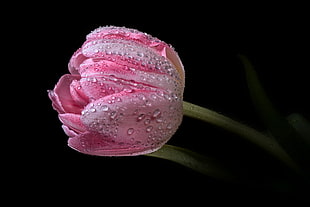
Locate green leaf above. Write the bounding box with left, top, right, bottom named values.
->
left=146, top=144, right=236, bottom=182
left=238, top=54, right=310, bottom=174
left=287, top=113, right=310, bottom=146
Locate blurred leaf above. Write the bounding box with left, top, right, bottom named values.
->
left=147, top=144, right=236, bottom=182
left=287, top=113, right=310, bottom=145
left=183, top=101, right=299, bottom=172
left=238, top=54, right=310, bottom=174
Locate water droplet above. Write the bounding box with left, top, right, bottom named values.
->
left=145, top=100, right=152, bottom=107
left=110, top=111, right=117, bottom=119
left=137, top=113, right=145, bottom=121
left=81, top=109, right=88, bottom=115
left=127, top=128, right=135, bottom=135
left=144, top=119, right=151, bottom=125
left=137, top=52, right=144, bottom=57
left=90, top=108, right=96, bottom=113
left=152, top=109, right=161, bottom=118
left=123, top=88, right=133, bottom=93
left=150, top=94, right=157, bottom=100
left=138, top=94, right=146, bottom=100
left=156, top=118, right=163, bottom=123
left=146, top=126, right=153, bottom=132
left=101, top=105, right=109, bottom=111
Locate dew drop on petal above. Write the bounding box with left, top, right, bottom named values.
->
left=127, top=128, right=135, bottom=135
left=101, top=105, right=109, bottom=111
left=152, top=109, right=161, bottom=118
left=137, top=113, right=146, bottom=121
left=110, top=111, right=117, bottom=119
left=123, top=88, right=133, bottom=93
left=146, top=126, right=153, bottom=132
left=144, top=119, right=151, bottom=125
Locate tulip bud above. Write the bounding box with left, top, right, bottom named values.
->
left=49, top=26, right=185, bottom=156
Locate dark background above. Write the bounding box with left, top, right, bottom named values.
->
left=11, top=2, right=310, bottom=204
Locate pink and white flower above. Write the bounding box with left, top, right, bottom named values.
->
left=49, top=26, right=185, bottom=156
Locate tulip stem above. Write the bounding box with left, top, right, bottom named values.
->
left=182, top=101, right=301, bottom=174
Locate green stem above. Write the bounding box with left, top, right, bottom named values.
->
left=182, top=101, right=301, bottom=174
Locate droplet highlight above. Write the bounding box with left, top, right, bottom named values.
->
left=127, top=128, right=135, bottom=135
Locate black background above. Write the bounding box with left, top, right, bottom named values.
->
left=9, top=2, right=310, bottom=204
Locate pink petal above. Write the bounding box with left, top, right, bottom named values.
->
left=81, top=39, right=184, bottom=89
left=48, top=90, right=65, bottom=114
left=68, top=131, right=142, bottom=156
left=79, top=57, right=182, bottom=96
left=52, top=74, right=84, bottom=114
left=78, top=58, right=130, bottom=78
left=62, top=125, right=78, bottom=137
left=79, top=78, right=115, bottom=100
left=70, top=79, right=89, bottom=106
left=165, top=47, right=185, bottom=83
left=68, top=48, right=88, bottom=75
left=85, top=26, right=170, bottom=56
left=59, top=113, right=86, bottom=133
left=82, top=39, right=165, bottom=72
left=75, top=90, right=183, bottom=156
left=81, top=26, right=184, bottom=89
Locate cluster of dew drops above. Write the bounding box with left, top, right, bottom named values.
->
left=76, top=26, right=184, bottom=150
left=81, top=88, right=182, bottom=150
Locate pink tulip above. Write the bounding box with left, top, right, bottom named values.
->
left=48, top=26, right=185, bottom=156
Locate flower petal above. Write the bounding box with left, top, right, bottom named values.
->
left=82, top=39, right=168, bottom=73
left=78, top=90, right=183, bottom=156
left=165, top=47, right=185, bottom=83
left=52, top=74, right=83, bottom=114
left=68, top=48, right=87, bottom=75
left=59, top=113, right=86, bottom=133
left=50, top=26, right=185, bottom=157
left=48, top=89, right=65, bottom=114
left=79, top=57, right=183, bottom=98
left=62, top=125, right=78, bottom=137
left=86, top=26, right=170, bottom=56
left=68, top=131, right=142, bottom=156
left=70, top=79, right=89, bottom=106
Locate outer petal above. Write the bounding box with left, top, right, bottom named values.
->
left=48, top=89, right=65, bottom=114
left=51, top=74, right=83, bottom=114
left=62, top=125, right=78, bottom=137
left=165, top=47, right=185, bottom=83
left=68, top=48, right=87, bottom=75
left=82, top=26, right=185, bottom=89
left=68, top=131, right=142, bottom=156
left=81, top=38, right=184, bottom=93
left=81, top=39, right=175, bottom=75
left=79, top=57, right=183, bottom=98
left=59, top=113, right=86, bottom=133
left=86, top=26, right=170, bottom=56
left=70, top=79, right=89, bottom=106
left=75, top=90, right=183, bottom=156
